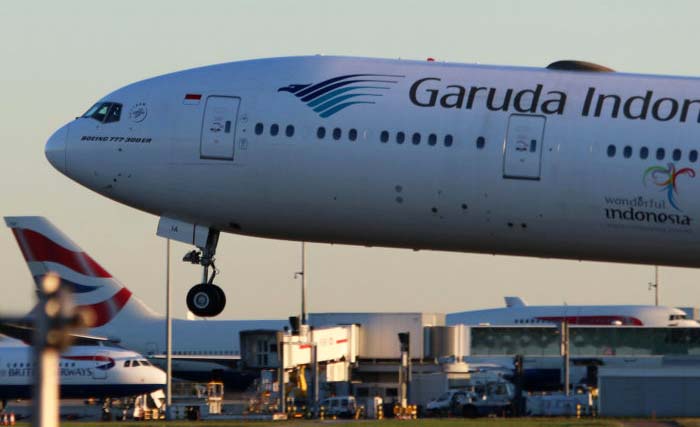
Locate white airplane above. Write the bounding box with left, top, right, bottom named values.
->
left=43, top=56, right=700, bottom=317
left=0, top=336, right=165, bottom=401
left=447, top=296, right=699, bottom=327
left=4, top=216, right=286, bottom=388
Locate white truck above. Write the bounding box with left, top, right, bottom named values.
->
left=426, top=380, right=515, bottom=418
left=425, top=390, right=472, bottom=417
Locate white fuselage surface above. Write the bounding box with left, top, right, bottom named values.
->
left=46, top=56, right=700, bottom=267
left=448, top=304, right=699, bottom=327
left=0, top=342, right=165, bottom=399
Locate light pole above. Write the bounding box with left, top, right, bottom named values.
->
left=294, top=242, right=307, bottom=325
left=32, top=273, right=81, bottom=427
left=648, top=265, right=659, bottom=306
left=165, top=239, right=173, bottom=420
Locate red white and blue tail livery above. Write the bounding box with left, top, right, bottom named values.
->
left=5, top=216, right=285, bottom=389
left=5, top=216, right=157, bottom=328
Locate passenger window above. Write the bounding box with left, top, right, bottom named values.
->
left=104, top=104, right=122, bottom=123
left=656, top=148, right=665, bottom=160
left=476, top=136, right=485, bottom=149
left=317, top=127, right=326, bottom=139
left=623, top=146, right=632, bottom=158
left=380, top=131, right=389, bottom=143
left=691, top=150, right=698, bottom=162
left=428, top=134, right=437, bottom=146
left=255, top=123, right=264, bottom=135
left=333, top=128, right=342, bottom=140
left=348, top=129, right=358, bottom=141
left=270, top=124, right=279, bottom=136
left=607, top=145, right=616, bottom=157
left=412, top=133, right=421, bottom=145
left=285, top=125, right=294, bottom=137
left=640, top=147, right=649, bottom=159
left=396, top=132, right=405, bottom=144
left=444, top=134, right=453, bottom=147
left=673, top=148, right=681, bottom=161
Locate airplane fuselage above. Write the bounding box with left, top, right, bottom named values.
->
left=447, top=304, right=699, bottom=327
left=0, top=342, right=165, bottom=399
left=49, top=56, right=700, bottom=267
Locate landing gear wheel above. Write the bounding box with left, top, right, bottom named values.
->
left=212, top=284, right=226, bottom=311
left=186, top=283, right=226, bottom=317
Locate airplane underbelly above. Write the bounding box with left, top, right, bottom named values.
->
left=227, top=149, right=700, bottom=267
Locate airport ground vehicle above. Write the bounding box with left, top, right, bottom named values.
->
left=425, top=390, right=472, bottom=417
left=318, top=396, right=357, bottom=419
left=461, top=381, right=515, bottom=418
left=165, top=381, right=224, bottom=420
left=426, top=380, right=515, bottom=418
left=525, top=391, right=594, bottom=417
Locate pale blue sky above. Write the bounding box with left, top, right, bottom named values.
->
left=1, top=0, right=700, bottom=319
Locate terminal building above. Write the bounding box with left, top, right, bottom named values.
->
left=237, top=311, right=700, bottom=416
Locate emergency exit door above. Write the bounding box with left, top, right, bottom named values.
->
left=200, top=96, right=240, bottom=160
left=503, top=114, right=545, bottom=180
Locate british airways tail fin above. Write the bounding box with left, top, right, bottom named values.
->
left=4, top=216, right=159, bottom=327
left=504, top=296, right=527, bottom=308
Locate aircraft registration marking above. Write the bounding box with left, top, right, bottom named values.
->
left=80, top=135, right=152, bottom=144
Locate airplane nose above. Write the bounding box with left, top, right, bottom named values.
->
left=45, top=125, right=67, bottom=173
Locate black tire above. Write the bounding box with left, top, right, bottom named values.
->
left=211, top=284, right=226, bottom=314
left=187, top=283, right=224, bottom=317
left=462, top=405, right=478, bottom=418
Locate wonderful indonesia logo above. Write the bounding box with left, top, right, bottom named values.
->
left=604, top=163, right=695, bottom=227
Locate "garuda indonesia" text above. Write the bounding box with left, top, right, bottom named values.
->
left=409, top=77, right=700, bottom=123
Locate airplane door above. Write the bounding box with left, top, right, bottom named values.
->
left=200, top=96, right=241, bottom=160
left=503, top=114, right=546, bottom=180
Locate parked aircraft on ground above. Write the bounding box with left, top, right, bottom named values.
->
left=4, top=216, right=286, bottom=388
left=43, top=56, right=700, bottom=316
left=0, top=337, right=165, bottom=402
left=448, top=296, right=699, bottom=327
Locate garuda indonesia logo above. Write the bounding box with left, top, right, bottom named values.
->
left=278, top=74, right=404, bottom=118
left=643, top=163, right=695, bottom=211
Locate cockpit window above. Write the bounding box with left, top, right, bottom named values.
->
left=82, top=103, right=101, bottom=118
left=669, top=314, right=687, bottom=321
left=105, top=104, right=122, bottom=123
left=93, top=104, right=110, bottom=122
left=82, top=102, right=122, bottom=123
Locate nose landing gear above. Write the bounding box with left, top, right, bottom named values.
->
left=186, top=283, right=226, bottom=317
left=182, top=230, right=226, bottom=317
